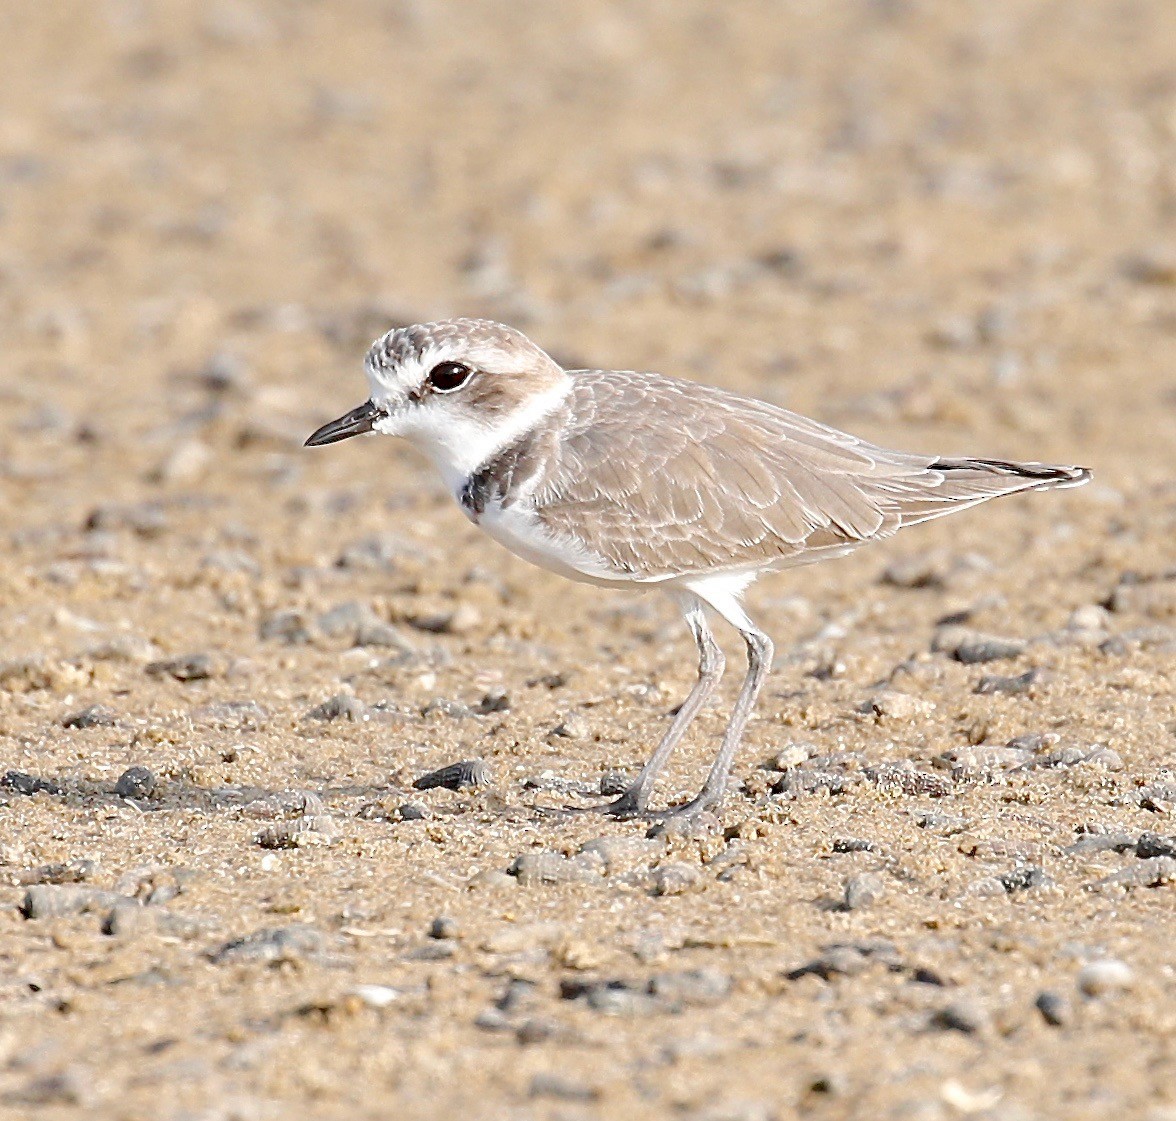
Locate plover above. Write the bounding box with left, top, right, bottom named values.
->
left=306, top=318, right=1090, bottom=824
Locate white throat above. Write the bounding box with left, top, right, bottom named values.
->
left=377, top=378, right=571, bottom=495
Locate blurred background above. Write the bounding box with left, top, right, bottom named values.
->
left=1, top=3, right=1175, bottom=1119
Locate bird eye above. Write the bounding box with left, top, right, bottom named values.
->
left=428, top=361, right=473, bottom=392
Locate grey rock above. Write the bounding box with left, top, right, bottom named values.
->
left=305, top=693, right=366, bottom=722
left=1035, top=990, right=1070, bottom=1026
left=999, top=866, right=1051, bottom=893
left=843, top=872, right=886, bottom=910
left=648, top=968, right=732, bottom=1007
left=1087, top=856, right=1176, bottom=891
left=258, top=611, right=312, bottom=645
left=975, top=668, right=1042, bottom=695
left=930, top=999, right=988, bottom=1033
left=933, top=625, right=1026, bottom=664
left=429, top=915, right=461, bottom=940
left=2, top=771, right=62, bottom=796
left=21, top=885, right=131, bottom=920
left=529, top=1073, right=600, bottom=1102
left=1136, top=832, right=1176, bottom=859
left=508, top=851, right=600, bottom=886
left=863, top=762, right=951, bottom=798
left=145, top=653, right=215, bottom=681
left=62, top=704, right=117, bottom=729
left=114, top=766, right=157, bottom=800
left=413, top=759, right=490, bottom=791
left=1077, top=959, right=1134, bottom=997
left=397, top=802, right=429, bottom=821
left=652, top=862, right=701, bottom=895
left=208, top=925, right=329, bottom=964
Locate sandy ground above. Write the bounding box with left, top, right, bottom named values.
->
left=1, top=2, right=1175, bottom=1118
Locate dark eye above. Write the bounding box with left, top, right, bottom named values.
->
left=428, top=361, right=473, bottom=392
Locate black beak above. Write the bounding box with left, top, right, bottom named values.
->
left=304, top=401, right=381, bottom=447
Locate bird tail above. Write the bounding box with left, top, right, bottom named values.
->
left=871, top=458, right=1092, bottom=529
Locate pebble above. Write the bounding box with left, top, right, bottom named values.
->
left=208, top=925, right=330, bottom=965
left=256, top=793, right=339, bottom=849
left=102, top=900, right=146, bottom=937
left=429, top=916, right=461, bottom=940
left=857, top=690, right=934, bottom=720
left=934, top=744, right=1032, bottom=776
left=85, top=501, right=167, bottom=537
left=598, top=770, right=629, bottom=795
left=465, top=869, right=515, bottom=892
left=62, top=704, right=117, bottom=729
left=144, top=653, right=215, bottom=681
left=547, top=715, right=589, bottom=741
left=998, top=866, right=1051, bottom=893
left=480, top=921, right=566, bottom=954
left=413, top=759, right=490, bottom=791
left=975, top=667, right=1042, bottom=695
left=1136, top=832, right=1176, bottom=859
left=863, top=762, right=952, bottom=798
left=930, top=998, right=988, bottom=1034
left=305, top=693, right=367, bottom=722
left=786, top=941, right=901, bottom=980
left=508, top=851, right=600, bottom=886
left=21, top=885, right=131, bottom=920
left=652, top=862, right=702, bottom=895
left=316, top=601, right=375, bottom=638
left=257, top=611, right=313, bottom=645
left=769, top=742, right=816, bottom=769
left=407, top=602, right=481, bottom=635
left=933, top=625, right=1026, bottom=664
left=12, top=859, right=96, bottom=886
left=578, top=835, right=662, bottom=873
left=398, top=802, right=430, bottom=821
left=1087, top=856, right=1176, bottom=891
left=2, top=770, right=63, bottom=797
left=529, top=1073, right=600, bottom=1102
left=349, top=984, right=400, bottom=1009
left=1077, top=959, right=1134, bottom=997
left=1035, top=990, right=1070, bottom=1026
left=114, top=766, right=157, bottom=800
left=842, top=872, right=885, bottom=910
left=648, top=968, right=732, bottom=1007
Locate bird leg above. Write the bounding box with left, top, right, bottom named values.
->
left=654, top=625, right=773, bottom=825
left=599, top=597, right=725, bottom=818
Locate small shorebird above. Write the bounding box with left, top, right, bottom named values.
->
left=306, top=319, right=1089, bottom=825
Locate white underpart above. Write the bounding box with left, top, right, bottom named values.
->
left=679, top=571, right=759, bottom=630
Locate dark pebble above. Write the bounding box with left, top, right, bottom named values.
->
left=14, top=859, right=96, bottom=886
left=930, top=999, right=988, bottom=1033
left=413, top=759, right=490, bottom=791
left=975, top=667, right=1042, bottom=695
left=208, top=925, right=328, bottom=964
left=145, top=653, right=214, bottom=681
left=999, top=866, right=1050, bottom=893
left=258, top=611, right=312, bottom=645
left=647, top=968, right=732, bottom=1007
left=832, top=838, right=877, bottom=853
left=429, top=916, right=461, bottom=940
left=1035, top=990, right=1070, bottom=1026
left=305, top=693, right=366, bottom=722
left=1, top=771, right=62, bottom=796
left=62, top=704, right=117, bottom=729
left=398, top=802, right=429, bottom=821
left=529, top=1074, right=600, bottom=1102
left=21, top=884, right=130, bottom=920
left=1136, top=832, right=1176, bottom=859
left=114, top=766, right=157, bottom=800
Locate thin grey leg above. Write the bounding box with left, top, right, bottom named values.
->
left=659, top=624, right=774, bottom=821
left=601, top=595, right=725, bottom=817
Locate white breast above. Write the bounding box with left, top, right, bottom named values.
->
left=473, top=500, right=654, bottom=588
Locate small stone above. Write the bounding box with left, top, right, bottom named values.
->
left=857, top=690, right=934, bottom=720
left=316, top=601, right=373, bottom=638
left=508, top=851, right=599, bottom=886
left=429, top=915, right=461, bottom=940
left=548, top=715, right=589, bottom=741
left=480, top=921, right=566, bottom=954
left=529, top=1073, right=600, bottom=1102
left=652, top=862, right=700, bottom=896
left=13, top=859, right=96, bottom=886
left=413, top=759, right=490, bottom=791
left=114, top=766, right=157, bottom=800
left=153, top=439, right=212, bottom=485
left=208, top=925, right=329, bottom=965
left=350, top=984, right=400, bottom=1009
left=933, top=625, right=1026, bottom=664
left=465, top=869, right=516, bottom=892
left=1077, top=959, right=1134, bottom=997
left=975, top=668, right=1042, bottom=696
left=258, top=611, right=312, bottom=645
left=21, top=885, right=130, bottom=920
left=1087, top=856, right=1176, bottom=891
left=930, top=999, right=988, bottom=1034
left=769, top=742, right=815, bottom=769
left=102, top=900, right=146, bottom=937
left=398, top=802, right=429, bottom=821
left=998, top=866, right=1050, bottom=893
left=863, top=762, right=952, bottom=798
left=62, top=704, right=117, bottom=729
left=145, top=653, right=215, bottom=681
left=2, top=771, right=62, bottom=796
left=305, top=693, right=366, bottom=722
left=843, top=872, right=885, bottom=910
left=598, top=770, right=629, bottom=796
left=648, top=968, right=732, bottom=1007
left=579, top=835, right=661, bottom=873
left=1035, top=990, right=1070, bottom=1026
left=1136, top=832, right=1176, bottom=859
left=1120, top=245, right=1176, bottom=285
left=1068, top=604, right=1111, bottom=632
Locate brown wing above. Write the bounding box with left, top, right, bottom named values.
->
left=529, top=370, right=1087, bottom=580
